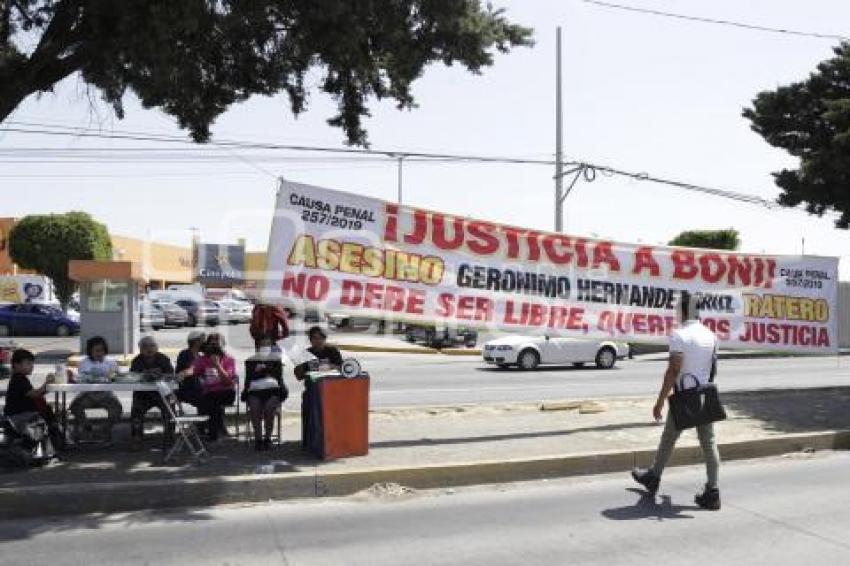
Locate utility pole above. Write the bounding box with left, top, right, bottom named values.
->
left=554, top=26, right=564, bottom=232
left=397, top=155, right=404, bottom=204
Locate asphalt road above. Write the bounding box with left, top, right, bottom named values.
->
left=1, top=452, right=848, bottom=565
left=8, top=326, right=850, bottom=409
left=360, top=352, right=850, bottom=407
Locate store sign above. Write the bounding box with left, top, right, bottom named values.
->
left=196, top=244, right=245, bottom=285
left=0, top=276, right=49, bottom=304
left=263, top=181, right=839, bottom=352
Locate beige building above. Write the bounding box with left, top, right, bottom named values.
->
left=0, top=217, right=268, bottom=291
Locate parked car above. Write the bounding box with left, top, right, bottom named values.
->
left=482, top=335, right=629, bottom=370
left=175, top=299, right=220, bottom=327
left=150, top=300, right=189, bottom=327
left=327, top=313, right=376, bottom=330
left=405, top=324, right=478, bottom=348
left=140, top=301, right=165, bottom=331
left=215, top=300, right=252, bottom=325
left=0, top=304, right=81, bottom=337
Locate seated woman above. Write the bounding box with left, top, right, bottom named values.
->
left=244, top=334, right=287, bottom=451
left=68, top=336, right=123, bottom=442
left=175, top=330, right=206, bottom=408
left=192, top=333, right=237, bottom=441
left=4, top=348, right=65, bottom=452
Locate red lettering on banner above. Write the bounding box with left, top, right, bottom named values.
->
left=341, top=280, right=428, bottom=315
left=436, top=293, right=455, bottom=317
left=467, top=221, right=500, bottom=255
left=526, top=232, right=541, bottom=262
left=738, top=322, right=830, bottom=348
left=647, top=315, right=665, bottom=335
left=575, top=239, right=589, bottom=268
left=504, top=228, right=521, bottom=259
left=340, top=280, right=362, bottom=306
left=700, top=253, right=725, bottom=284
left=672, top=250, right=698, bottom=281
left=432, top=215, right=465, bottom=250
left=542, top=235, right=572, bottom=265
left=504, top=300, right=520, bottom=324
left=566, top=308, right=585, bottom=331
left=592, top=242, right=621, bottom=271
left=282, top=272, right=306, bottom=296
left=281, top=272, right=329, bottom=301
left=598, top=310, right=677, bottom=337
left=632, top=246, right=661, bottom=277
left=455, top=296, right=494, bottom=322
left=384, top=204, right=399, bottom=242
left=407, top=289, right=425, bottom=315
left=701, top=318, right=730, bottom=341
left=548, top=306, right=569, bottom=328
left=727, top=256, right=752, bottom=287
left=404, top=210, right=428, bottom=245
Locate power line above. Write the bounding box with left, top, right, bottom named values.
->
left=581, top=0, right=850, bottom=41
left=0, top=121, right=778, bottom=208
left=1, top=121, right=558, bottom=165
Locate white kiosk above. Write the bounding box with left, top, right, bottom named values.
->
left=69, top=260, right=145, bottom=356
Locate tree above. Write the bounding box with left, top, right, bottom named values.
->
left=0, top=1, right=532, bottom=145
left=9, top=212, right=113, bottom=308
left=668, top=229, right=740, bottom=251
left=743, top=43, right=850, bottom=227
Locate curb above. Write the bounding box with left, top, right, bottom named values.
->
left=336, top=344, right=438, bottom=355
left=3, top=430, right=848, bottom=519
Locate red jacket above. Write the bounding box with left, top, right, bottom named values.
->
left=250, top=304, right=290, bottom=342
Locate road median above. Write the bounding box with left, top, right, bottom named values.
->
left=3, top=386, right=850, bottom=519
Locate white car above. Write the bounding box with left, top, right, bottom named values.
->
left=215, top=300, right=252, bottom=324
left=483, top=335, right=630, bottom=370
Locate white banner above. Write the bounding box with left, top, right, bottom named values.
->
left=263, top=181, right=839, bottom=352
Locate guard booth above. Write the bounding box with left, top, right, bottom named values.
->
left=69, top=260, right=145, bottom=356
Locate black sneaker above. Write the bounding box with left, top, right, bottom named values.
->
left=695, top=486, right=721, bottom=510
left=631, top=468, right=660, bottom=494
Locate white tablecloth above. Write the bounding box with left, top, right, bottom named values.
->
left=47, top=382, right=174, bottom=393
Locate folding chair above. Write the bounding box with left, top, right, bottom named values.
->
left=241, top=398, right=284, bottom=445
left=156, top=381, right=209, bottom=463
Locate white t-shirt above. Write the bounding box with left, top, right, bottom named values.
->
left=669, top=320, right=717, bottom=387
left=78, top=357, right=119, bottom=379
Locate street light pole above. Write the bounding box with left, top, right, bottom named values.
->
left=397, top=155, right=404, bottom=204
left=555, top=26, right=564, bottom=232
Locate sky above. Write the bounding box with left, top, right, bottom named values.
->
left=3, top=0, right=850, bottom=275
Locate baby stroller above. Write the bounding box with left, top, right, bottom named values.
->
left=0, top=412, right=56, bottom=469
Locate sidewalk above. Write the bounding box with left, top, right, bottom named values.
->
left=2, top=386, right=849, bottom=518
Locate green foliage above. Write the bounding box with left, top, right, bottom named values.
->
left=668, top=229, right=740, bottom=251
left=8, top=212, right=113, bottom=308
left=743, top=43, right=850, bottom=227
left=0, top=1, right=533, bottom=145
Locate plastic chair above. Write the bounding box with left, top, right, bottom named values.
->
left=156, top=381, right=209, bottom=463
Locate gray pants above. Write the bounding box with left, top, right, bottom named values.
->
left=651, top=412, right=720, bottom=488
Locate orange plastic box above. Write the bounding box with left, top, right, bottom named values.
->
left=305, top=374, right=370, bottom=459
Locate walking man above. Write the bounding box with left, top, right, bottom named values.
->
left=631, top=292, right=722, bottom=510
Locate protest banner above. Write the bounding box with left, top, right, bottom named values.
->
left=263, top=181, right=839, bottom=352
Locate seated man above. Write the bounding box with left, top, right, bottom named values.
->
left=4, top=348, right=65, bottom=452
left=129, top=336, right=174, bottom=447
left=294, top=326, right=343, bottom=381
